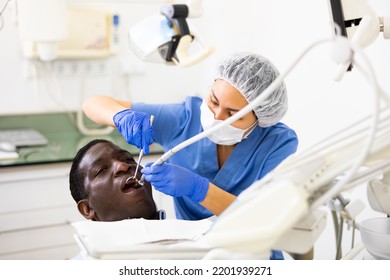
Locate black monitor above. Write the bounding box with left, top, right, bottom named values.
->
left=329, top=0, right=348, bottom=37
left=328, top=0, right=353, bottom=71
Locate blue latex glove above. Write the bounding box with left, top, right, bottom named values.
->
left=113, top=109, right=154, bottom=154
left=141, top=162, right=209, bottom=202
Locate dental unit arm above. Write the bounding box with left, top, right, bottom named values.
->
left=329, top=0, right=390, bottom=81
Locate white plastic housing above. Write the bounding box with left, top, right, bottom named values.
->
left=341, top=0, right=380, bottom=48
left=202, top=180, right=309, bottom=253
left=17, top=0, right=68, bottom=61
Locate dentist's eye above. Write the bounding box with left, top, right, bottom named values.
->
left=210, top=100, right=219, bottom=107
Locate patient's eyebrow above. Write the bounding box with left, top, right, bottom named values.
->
left=115, top=149, right=137, bottom=164
left=118, top=149, right=134, bottom=159
left=90, top=157, right=104, bottom=168
left=89, top=149, right=134, bottom=168
left=118, top=149, right=131, bottom=155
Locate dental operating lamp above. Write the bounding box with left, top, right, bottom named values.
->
left=128, top=0, right=214, bottom=67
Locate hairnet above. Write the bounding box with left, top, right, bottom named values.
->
left=213, top=52, right=288, bottom=127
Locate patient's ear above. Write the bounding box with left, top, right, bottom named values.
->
left=77, top=199, right=96, bottom=220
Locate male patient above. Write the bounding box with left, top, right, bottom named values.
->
left=69, top=139, right=164, bottom=221
left=69, top=140, right=312, bottom=259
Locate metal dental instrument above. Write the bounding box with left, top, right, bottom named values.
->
left=127, top=115, right=154, bottom=185
left=137, top=153, right=148, bottom=185
left=133, top=150, right=144, bottom=182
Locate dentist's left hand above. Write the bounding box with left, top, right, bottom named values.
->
left=141, top=162, right=209, bottom=202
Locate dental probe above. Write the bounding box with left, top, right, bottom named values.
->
left=132, top=114, right=154, bottom=185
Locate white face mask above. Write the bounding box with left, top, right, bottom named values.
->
left=200, top=101, right=257, bottom=145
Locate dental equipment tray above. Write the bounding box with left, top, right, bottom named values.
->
left=0, top=128, right=48, bottom=147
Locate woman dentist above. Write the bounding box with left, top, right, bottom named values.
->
left=83, top=52, right=299, bottom=259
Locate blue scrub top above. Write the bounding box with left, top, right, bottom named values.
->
left=133, top=96, right=298, bottom=260
left=132, top=96, right=298, bottom=220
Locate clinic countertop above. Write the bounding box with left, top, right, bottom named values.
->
left=0, top=112, right=164, bottom=168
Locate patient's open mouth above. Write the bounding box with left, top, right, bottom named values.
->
left=122, top=177, right=143, bottom=193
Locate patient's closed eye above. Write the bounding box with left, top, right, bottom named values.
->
left=95, top=167, right=107, bottom=176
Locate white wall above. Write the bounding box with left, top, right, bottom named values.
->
left=0, top=1, right=211, bottom=115
left=1, top=0, right=389, bottom=259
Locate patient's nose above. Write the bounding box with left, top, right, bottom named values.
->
left=113, top=161, right=129, bottom=175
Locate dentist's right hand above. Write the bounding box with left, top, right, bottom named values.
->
left=113, top=109, right=154, bottom=154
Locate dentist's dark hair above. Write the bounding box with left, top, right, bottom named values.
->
left=69, top=139, right=110, bottom=203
